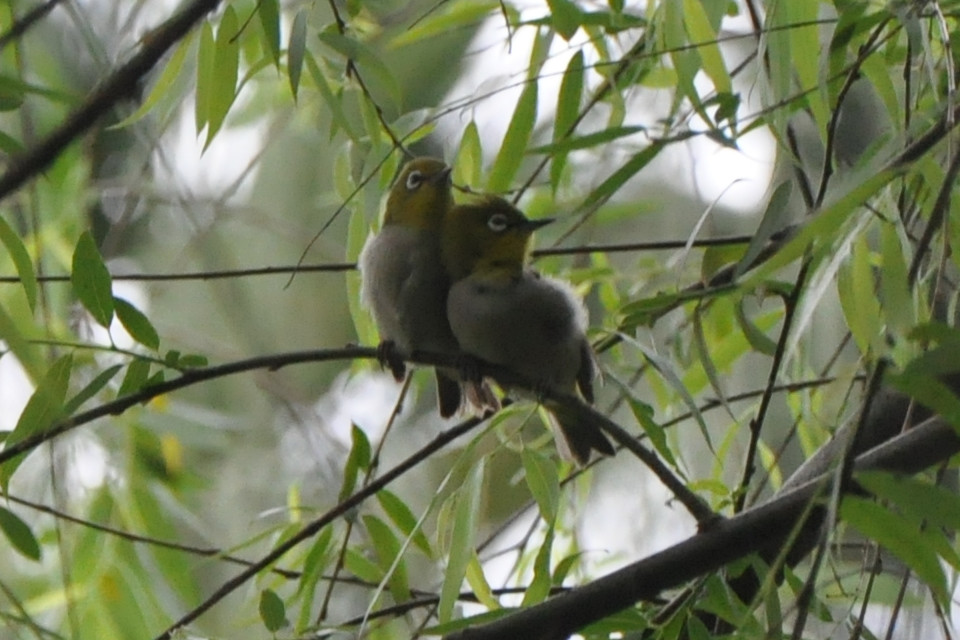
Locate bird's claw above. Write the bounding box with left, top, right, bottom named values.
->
left=377, top=340, right=406, bottom=381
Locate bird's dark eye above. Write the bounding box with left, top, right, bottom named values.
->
left=405, top=170, right=424, bottom=191
left=487, top=213, right=509, bottom=232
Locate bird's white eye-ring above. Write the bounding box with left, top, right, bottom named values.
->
left=487, top=213, right=509, bottom=232
left=405, top=170, right=424, bottom=191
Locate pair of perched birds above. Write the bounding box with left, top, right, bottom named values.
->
left=359, top=157, right=614, bottom=465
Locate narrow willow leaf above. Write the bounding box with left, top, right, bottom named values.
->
left=295, top=525, right=333, bottom=632
left=439, top=459, right=484, bottom=623
left=628, top=336, right=712, bottom=452
left=114, top=298, right=160, bottom=351
left=344, top=548, right=382, bottom=583
left=339, top=424, right=371, bottom=502
left=531, top=125, right=644, bottom=156
left=880, top=221, right=912, bottom=334
left=521, top=526, right=554, bottom=606
left=1, top=355, right=72, bottom=490
left=389, top=1, right=499, bottom=48
left=735, top=300, right=777, bottom=356
left=0, top=506, right=40, bottom=561
left=0, top=215, right=37, bottom=310
left=112, top=34, right=193, bottom=130
left=305, top=53, right=359, bottom=141
left=259, top=588, right=287, bottom=632
left=64, top=364, right=123, bottom=415
left=681, top=0, right=730, bottom=94
left=71, top=231, right=114, bottom=329
left=547, top=0, right=581, bottom=39
left=118, top=358, right=151, bottom=397
left=288, top=10, right=308, bottom=99
left=521, top=449, right=559, bottom=523
left=734, top=181, right=792, bottom=278
left=0, top=129, right=23, bottom=154
left=363, top=514, right=410, bottom=602
left=582, top=142, right=664, bottom=210
left=0, top=301, right=42, bottom=380
left=857, top=471, right=960, bottom=531
left=487, top=82, right=538, bottom=193
left=258, top=0, right=281, bottom=67
left=626, top=396, right=677, bottom=467
left=454, top=121, right=483, bottom=188
left=841, top=496, right=949, bottom=606
left=204, top=6, right=240, bottom=149
left=317, top=31, right=401, bottom=109
left=377, top=489, right=433, bottom=557
left=195, top=21, right=215, bottom=133
left=550, top=51, right=584, bottom=190
left=465, top=553, right=499, bottom=610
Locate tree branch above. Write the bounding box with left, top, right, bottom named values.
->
left=0, top=0, right=223, bottom=203
left=445, top=414, right=960, bottom=640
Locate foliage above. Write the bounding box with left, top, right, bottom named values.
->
left=0, top=1, right=959, bottom=638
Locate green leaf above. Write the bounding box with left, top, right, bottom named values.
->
left=288, top=10, right=308, bottom=99
left=64, top=364, right=123, bottom=415
left=112, top=34, right=193, bottom=130
left=258, top=0, right=281, bottom=67
left=295, top=525, right=333, bottom=632
left=1, top=355, right=72, bottom=491
left=734, top=180, right=792, bottom=278
left=857, top=471, right=960, bottom=531
left=118, top=358, right=151, bottom=397
left=204, top=6, right=240, bottom=148
left=522, top=525, right=554, bottom=606
left=389, top=1, right=499, bottom=48
left=547, top=0, right=582, bottom=39
left=0, top=302, right=42, bottom=381
left=377, top=489, right=433, bottom=557
left=487, top=82, right=538, bottom=193
left=880, top=221, right=912, bottom=335
left=363, top=514, right=410, bottom=602
left=114, top=298, right=160, bottom=351
left=531, top=125, right=644, bottom=156
left=195, top=21, right=215, bottom=133
left=344, top=547, right=382, bottom=583
left=259, top=588, right=287, bottom=632
left=550, top=51, right=584, bottom=190
left=582, top=142, right=664, bottom=210
left=0, top=215, right=37, bottom=311
left=316, top=31, right=401, bottom=108
left=439, top=458, right=484, bottom=622
left=454, top=120, right=483, bottom=188
left=0, top=506, right=40, bottom=561
left=841, top=496, right=949, bottom=606
left=71, top=231, right=114, bottom=329
left=0, top=128, right=24, bottom=154
left=838, top=236, right=882, bottom=356
left=735, top=300, right=777, bottom=356
left=626, top=396, right=677, bottom=467
left=465, top=553, right=499, bottom=610
left=339, top=424, right=371, bottom=502
left=521, top=449, right=559, bottom=523
left=682, top=0, right=730, bottom=94
left=305, top=52, right=359, bottom=141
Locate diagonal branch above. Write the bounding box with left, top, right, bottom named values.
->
left=0, top=0, right=223, bottom=203
left=445, top=413, right=960, bottom=640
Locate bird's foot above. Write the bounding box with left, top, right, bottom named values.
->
left=377, top=340, right=406, bottom=381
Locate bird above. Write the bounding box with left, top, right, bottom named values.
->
left=441, top=195, right=614, bottom=464
left=358, top=157, right=495, bottom=418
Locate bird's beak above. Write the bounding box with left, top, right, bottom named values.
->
left=519, top=217, right=554, bottom=231
left=431, top=167, right=453, bottom=185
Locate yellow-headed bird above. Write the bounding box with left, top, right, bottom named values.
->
left=359, top=158, right=494, bottom=417
left=442, top=196, right=614, bottom=464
